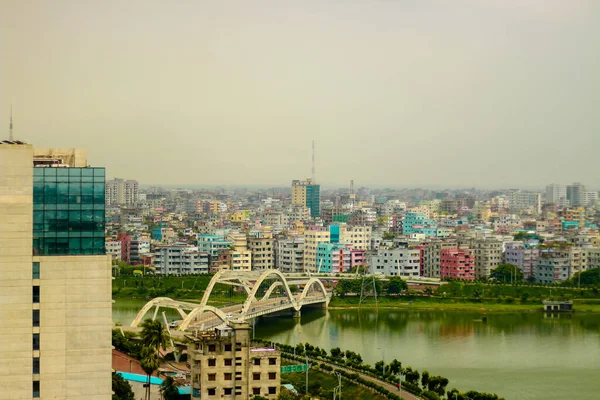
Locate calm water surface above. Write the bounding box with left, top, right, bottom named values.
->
left=113, top=300, right=600, bottom=400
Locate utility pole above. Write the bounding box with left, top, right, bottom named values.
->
left=359, top=271, right=378, bottom=308
left=333, top=372, right=342, bottom=399
left=305, top=354, right=309, bottom=395
left=397, top=371, right=403, bottom=398
left=377, top=347, right=385, bottom=376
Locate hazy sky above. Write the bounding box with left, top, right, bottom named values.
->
left=1, top=0, right=599, bottom=188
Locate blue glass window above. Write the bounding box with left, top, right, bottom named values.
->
left=32, top=168, right=105, bottom=255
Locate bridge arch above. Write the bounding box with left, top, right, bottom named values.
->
left=241, top=269, right=298, bottom=315
left=178, top=305, right=229, bottom=331
left=299, top=278, right=328, bottom=302
left=262, top=281, right=284, bottom=301
left=131, top=297, right=183, bottom=328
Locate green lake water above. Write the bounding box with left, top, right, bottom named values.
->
left=113, top=299, right=600, bottom=400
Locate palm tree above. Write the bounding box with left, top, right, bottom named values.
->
left=159, top=376, right=179, bottom=400
left=140, top=347, right=160, bottom=400
left=140, top=319, right=168, bottom=357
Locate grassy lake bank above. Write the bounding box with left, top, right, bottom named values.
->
left=328, top=295, right=600, bottom=312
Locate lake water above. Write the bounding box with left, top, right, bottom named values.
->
left=113, top=299, right=600, bottom=400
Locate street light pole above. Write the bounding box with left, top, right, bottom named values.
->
left=305, top=355, right=309, bottom=395
left=377, top=347, right=385, bottom=376
left=397, top=372, right=403, bottom=397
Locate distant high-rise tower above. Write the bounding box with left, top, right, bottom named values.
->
left=105, top=178, right=139, bottom=206
left=291, top=178, right=320, bottom=218
left=545, top=184, right=567, bottom=205
left=567, top=182, right=586, bottom=207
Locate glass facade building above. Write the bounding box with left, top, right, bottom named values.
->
left=305, top=184, right=320, bottom=218
left=32, top=167, right=106, bottom=255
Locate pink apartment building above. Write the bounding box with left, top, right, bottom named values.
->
left=440, top=248, right=475, bottom=280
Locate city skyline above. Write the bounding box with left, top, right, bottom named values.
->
left=2, top=0, right=599, bottom=187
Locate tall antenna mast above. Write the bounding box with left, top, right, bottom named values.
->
left=9, top=105, right=13, bottom=141
left=311, top=140, right=316, bottom=183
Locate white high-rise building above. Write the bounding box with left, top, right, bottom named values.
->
left=105, top=178, right=139, bottom=206
left=583, top=192, right=598, bottom=207
left=155, top=245, right=209, bottom=275
left=545, top=184, right=567, bottom=205
left=508, top=190, right=541, bottom=214
left=276, top=237, right=305, bottom=273
left=0, top=142, right=112, bottom=399
left=369, top=248, right=421, bottom=277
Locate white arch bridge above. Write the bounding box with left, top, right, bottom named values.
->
left=130, top=269, right=330, bottom=332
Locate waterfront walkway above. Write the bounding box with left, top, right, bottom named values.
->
left=285, top=353, right=421, bottom=400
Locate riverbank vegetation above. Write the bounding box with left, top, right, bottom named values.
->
left=332, top=271, right=600, bottom=312
left=256, top=338, right=504, bottom=400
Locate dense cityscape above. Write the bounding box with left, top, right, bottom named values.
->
left=105, top=177, right=600, bottom=283
left=2, top=1, right=599, bottom=400
left=2, top=142, right=600, bottom=400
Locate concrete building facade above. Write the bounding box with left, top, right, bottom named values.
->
left=316, top=243, right=351, bottom=273
left=545, top=184, right=567, bottom=205
left=106, top=240, right=122, bottom=260
left=247, top=227, right=274, bottom=271
left=155, top=245, right=209, bottom=275
left=105, top=178, right=139, bottom=206
left=304, top=230, right=330, bottom=273
left=423, top=240, right=456, bottom=278
left=369, top=248, right=421, bottom=277
left=504, top=242, right=539, bottom=278
left=187, top=322, right=280, bottom=399
left=458, top=237, right=503, bottom=278
left=275, top=237, right=305, bottom=273
left=0, top=143, right=112, bottom=400
left=291, top=179, right=320, bottom=218
left=440, top=248, right=475, bottom=280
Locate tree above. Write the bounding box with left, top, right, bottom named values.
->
left=330, top=347, right=343, bottom=359
left=490, top=263, right=523, bottom=283
left=277, top=388, right=299, bottom=399
left=112, top=372, right=135, bottom=400
left=388, top=359, right=402, bottom=375
left=427, top=375, right=449, bottom=396
left=386, top=277, right=408, bottom=295
left=404, top=367, right=420, bottom=385
left=421, top=370, right=430, bottom=389
left=570, top=268, right=600, bottom=286
left=375, top=360, right=385, bottom=375
left=404, top=367, right=419, bottom=385
left=140, top=347, right=160, bottom=400
left=140, top=319, right=168, bottom=356
left=160, top=376, right=179, bottom=400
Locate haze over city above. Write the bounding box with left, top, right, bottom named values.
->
left=2, top=0, right=599, bottom=187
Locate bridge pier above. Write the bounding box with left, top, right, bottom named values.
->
left=292, top=310, right=301, bottom=319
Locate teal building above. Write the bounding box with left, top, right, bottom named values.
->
left=306, top=184, right=320, bottom=218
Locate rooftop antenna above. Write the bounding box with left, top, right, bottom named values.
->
left=9, top=104, right=14, bottom=141
left=311, top=140, right=316, bottom=184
